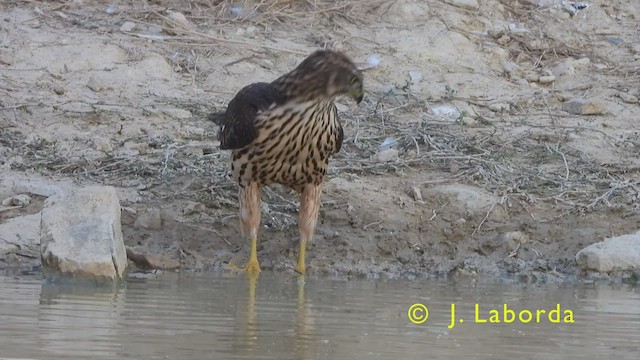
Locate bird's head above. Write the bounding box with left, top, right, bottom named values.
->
left=275, top=50, right=364, bottom=104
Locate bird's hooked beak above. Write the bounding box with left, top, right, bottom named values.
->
left=350, top=83, right=364, bottom=104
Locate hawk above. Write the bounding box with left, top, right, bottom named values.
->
left=213, top=50, right=364, bottom=275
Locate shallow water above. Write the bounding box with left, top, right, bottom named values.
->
left=0, top=272, right=638, bottom=360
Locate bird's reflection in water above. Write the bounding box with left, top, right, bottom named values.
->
left=233, top=272, right=315, bottom=359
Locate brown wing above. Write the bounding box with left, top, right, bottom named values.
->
left=334, top=122, right=344, bottom=154
left=215, top=82, right=284, bottom=150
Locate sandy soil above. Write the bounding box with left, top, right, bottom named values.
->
left=1, top=0, right=639, bottom=282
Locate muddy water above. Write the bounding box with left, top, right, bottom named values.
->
left=0, top=273, right=638, bottom=360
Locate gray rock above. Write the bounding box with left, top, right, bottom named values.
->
left=617, top=92, right=638, bottom=104
left=489, top=102, right=510, bottom=112
left=576, top=231, right=640, bottom=273
left=538, top=75, right=556, bottom=84
left=444, top=0, right=479, bottom=11
left=120, top=21, right=136, bottom=32
left=2, top=193, right=31, bottom=207
left=134, top=208, right=162, bottom=230
left=372, top=148, right=399, bottom=163
left=40, top=186, right=127, bottom=283
left=407, top=186, right=422, bottom=201
left=87, top=76, right=106, bottom=92
left=562, top=99, right=606, bottom=115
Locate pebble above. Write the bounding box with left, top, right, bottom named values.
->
left=407, top=186, right=422, bottom=201
left=461, top=116, right=478, bottom=126
left=538, top=75, right=556, bottom=84
left=525, top=73, right=539, bottom=82
left=51, top=84, right=65, bottom=95
left=120, top=21, right=136, bottom=32
left=372, top=148, right=399, bottom=163
left=489, top=102, right=510, bottom=112
left=2, top=194, right=32, bottom=207
left=502, top=61, right=520, bottom=75
left=562, top=99, right=606, bottom=115
left=87, top=76, right=106, bottom=92
left=497, top=35, right=511, bottom=46
left=617, top=92, right=638, bottom=104
left=444, top=0, right=479, bottom=11
left=165, top=10, right=190, bottom=28
left=162, top=108, right=192, bottom=119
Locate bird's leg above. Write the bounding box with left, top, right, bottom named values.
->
left=297, top=184, right=322, bottom=274
left=239, top=181, right=262, bottom=275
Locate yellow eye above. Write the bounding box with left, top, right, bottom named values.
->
left=350, top=76, right=359, bottom=84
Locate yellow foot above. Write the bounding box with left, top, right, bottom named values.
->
left=296, top=262, right=306, bottom=275
left=224, top=259, right=261, bottom=275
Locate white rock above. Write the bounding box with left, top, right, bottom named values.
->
left=40, top=186, right=127, bottom=282
left=87, top=76, right=106, bottom=92
left=409, top=70, right=423, bottom=83
left=618, top=92, right=638, bottom=104
left=2, top=194, right=32, bottom=207
left=165, top=10, right=190, bottom=29
left=120, top=21, right=136, bottom=32
left=372, top=149, right=399, bottom=163
left=551, top=61, right=574, bottom=77
left=461, top=116, right=478, bottom=126
left=576, top=231, right=640, bottom=273
left=489, top=102, right=510, bottom=112
left=162, top=108, right=192, bottom=119
left=538, top=75, right=556, bottom=84
left=444, top=0, right=479, bottom=11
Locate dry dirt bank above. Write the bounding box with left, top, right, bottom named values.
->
left=1, top=0, right=639, bottom=283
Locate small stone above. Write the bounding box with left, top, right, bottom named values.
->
left=408, top=70, right=423, bottom=83
left=372, top=148, right=399, bottom=163
left=407, top=186, right=422, bottom=201
left=120, top=21, right=136, bottom=32
left=183, top=201, right=206, bottom=216
left=2, top=194, right=31, bottom=207
left=461, top=116, right=478, bottom=126
left=618, top=92, right=638, bottom=104
left=134, top=208, right=162, bottom=230
left=489, top=102, right=510, bottom=112
left=51, top=84, right=65, bottom=95
left=444, top=0, right=479, bottom=11
left=165, top=10, right=190, bottom=28
left=87, top=76, right=106, bottom=92
left=126, top=247, right=181, bottom=270
left=453, top=218, right=467, bottom=226
left=93, top=137, right=112, bottom=152
left=497, top=35, right=511, bottom=46
left=551, top=61, right=574, bottom=77
left=503, top=231, right=529, bottom=244
left=538, top=75, right=556, bottom=84
left=162, top=108, right=192, bottom=119
left=562, top=99, right=606, bottom=115
left=573, top=57, right=591, bottom=68
left=525, top=73, right=539, bottom=82
left=502, top=61, right=519, bottom=75
left=576, top=231, right=640, bottom=273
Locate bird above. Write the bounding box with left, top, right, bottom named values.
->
left=212, top=49, right=364, bottom=275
